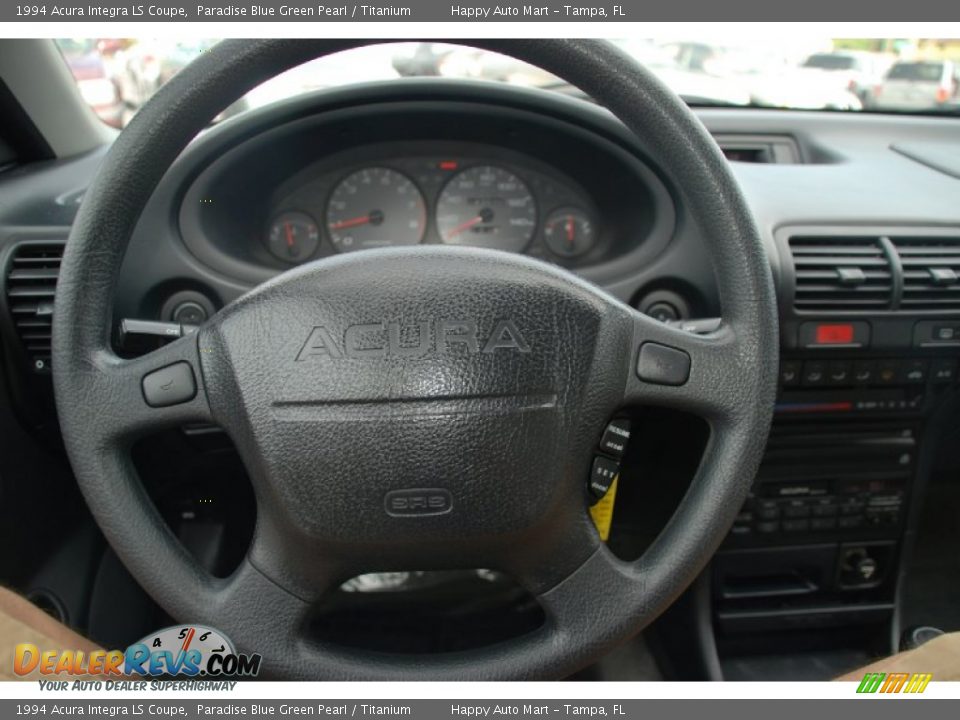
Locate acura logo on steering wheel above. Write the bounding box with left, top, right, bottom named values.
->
left=295, top=319, right=531, bottom=360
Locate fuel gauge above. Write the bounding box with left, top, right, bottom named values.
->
left=543, top=208, right=596, bottom=258
left=266, top=211, right=320, bottom=264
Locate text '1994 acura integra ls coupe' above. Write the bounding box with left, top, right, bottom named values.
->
left=0, top=37, right=959, bottom=680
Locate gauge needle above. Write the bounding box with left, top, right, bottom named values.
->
left=330, top=215, right=373, bottom=231
left=566, top=216, right=575, bottom=246
left=446, top=215, right=484, bottom=241
left=284, top=222, right=294, bottom=249
left=181, top=627, right=195, bottom=653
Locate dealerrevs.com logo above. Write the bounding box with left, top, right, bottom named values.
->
left=14, top=625, right=261, bottom=679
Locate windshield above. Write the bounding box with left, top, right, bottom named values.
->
left=56, top=38, right=960, bottom=128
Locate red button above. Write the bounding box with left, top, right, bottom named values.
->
left=815, top=324, right=854, bottom=345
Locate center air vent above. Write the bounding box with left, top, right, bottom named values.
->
left=892, top=237, right=960, bottom=311
left=5, top=240, right=64, bottom=373
left=789, top=236, right=894, bottom=311
left=714, top=134, right=802, bottom=164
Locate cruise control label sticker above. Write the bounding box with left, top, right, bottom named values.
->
left=589, top=475, right=619, bottom=542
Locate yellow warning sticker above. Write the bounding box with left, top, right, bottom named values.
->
left=589, top=474, right=618, bottom=542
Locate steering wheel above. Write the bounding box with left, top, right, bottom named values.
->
left=52, top=40, right=777, bottom=680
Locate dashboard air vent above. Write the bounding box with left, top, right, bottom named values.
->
left=789, top=236, right=893, bottom=311
left=714, top=134, right=802, bottom=164
left=892, top=237, right=960, bottom=311
left=5, top=240, right=64, bottom=373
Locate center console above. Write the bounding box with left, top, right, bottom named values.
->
left=708, top=225, right=960, bottom=678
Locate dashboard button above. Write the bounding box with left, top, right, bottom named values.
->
left=588, top=455, right=619, bottom=500
left=811, top=502, right=839, bottom=517
left=142, top=362, right=196, bottom=408
left=782, top=501, right=811, bottom=519
left=931, top=358, right=956, bottom=383
left=636, top=343, right=690, bottom=386
left=802, top=361, right=826, bottom=386
left=827, top=361, right=852, bottom=386
left=899, top=359, right=928, bottom=384
left=876, top=360, right=900, bottom=385
left=934, top=325, right=957, bottom=341
left=599, top=419, right=631, bottom=458
left=800, top=321, right=869, bottom=348
left=852, top=361, right=875, bottom=385
left=780, top=360, right=801, bottom=387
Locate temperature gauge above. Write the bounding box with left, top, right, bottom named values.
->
left=266, top=211, right=320, bottom=264
left=543, top=208, right=596, bottom=258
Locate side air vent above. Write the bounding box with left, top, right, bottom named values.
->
left=789, top=236, right=894, bottom=311
left=5, top=240, right=64, bottom=373
left=892, top=237, right=960, bottom=311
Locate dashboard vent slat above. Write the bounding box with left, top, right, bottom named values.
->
left=789, top=236, right=893, bottom=312
left=5, top=240, right=65, bottom=373
left=8, top=267, right=61, bottom=281
left=7, top=286, right=57, bottom=298
left=893, top=237, right=960, bottom=310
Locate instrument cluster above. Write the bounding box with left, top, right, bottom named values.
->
left=262, top=143, right=601, bottom=266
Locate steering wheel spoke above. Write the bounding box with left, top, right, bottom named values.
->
left=497, top=512, right=604, bottom=597
left=536, top=546, right=637, bottom=644
left=623, top=312, right=745, bottom=424
left=84, top=334, right=213, bottom=447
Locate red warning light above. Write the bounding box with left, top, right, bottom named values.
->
left=439, top=161, right=458, bottom=171
left=815, top=324, right=854, bottom=345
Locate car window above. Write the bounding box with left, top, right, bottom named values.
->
left=802, top=54, right=857, bottom=70
left=54, top=38, right=960, bottom=128
left=886, top=62, right=946, bottom=82
left=57, top=39, right=97, bottom=56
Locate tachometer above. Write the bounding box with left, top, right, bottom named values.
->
left=436, top=166, right=537, bottom=253
left=326, top=167, right=426, bottom=252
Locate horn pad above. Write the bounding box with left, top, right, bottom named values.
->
left=199, top=247, right=632, bottom=586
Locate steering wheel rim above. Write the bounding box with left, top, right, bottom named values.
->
left=52, top=39, right=778, bottom=680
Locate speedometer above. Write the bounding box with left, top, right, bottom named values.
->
left=435, top=166, right=537, bottom=253
left=326, top=167, right=426, bottom=252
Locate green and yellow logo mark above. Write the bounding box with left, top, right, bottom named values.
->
left=857, top=672, right=932, bottom=694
